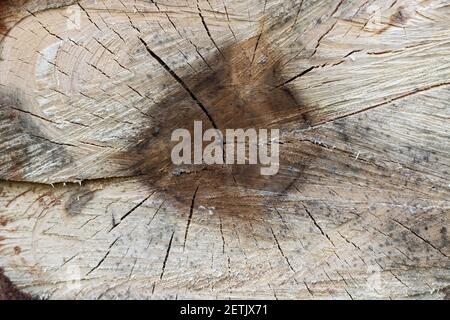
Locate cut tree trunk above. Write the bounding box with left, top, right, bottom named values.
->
left=0, top=0, right=449, bottom=299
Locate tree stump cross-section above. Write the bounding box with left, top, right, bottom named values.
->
left=0, top=0, right=449, bottom=299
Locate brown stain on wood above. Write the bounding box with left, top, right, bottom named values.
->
left=0, top=0, right=29, bottom=35
left=0, top=216, right=7, bottom=226
left=390, top=6, right=409, bottom=25
left=0, top=0, right=10, bottom=34
left=0, top=267, right=33, bottom=300
left=64, top=187, right=96, bottom=216
left=117, top=35, right=321, bottom=219
left=0, top=3, right=6, bottom=35
left=13, top=246, right=21, bottom=255
left=376, top=6, right=410, bottom=35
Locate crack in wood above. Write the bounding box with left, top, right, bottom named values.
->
left=183, top=185, right=199, bottom=250
left=138, top=37, right=219, bottom=131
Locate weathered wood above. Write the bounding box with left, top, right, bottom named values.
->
left=0, top=0, right=449, bottom=299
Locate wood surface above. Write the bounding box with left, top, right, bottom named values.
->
left=0, top=0, right=449, bottom=299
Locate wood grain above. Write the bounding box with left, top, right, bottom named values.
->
left=0, top=0, right=449, bottom=299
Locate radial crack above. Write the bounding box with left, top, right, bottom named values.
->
left=86, top=237, right=120, bottom=276
left=183, top=185, right=200, bottom=250
left=160, top=230, right=175, bottom=280
left=110, top=191, right=155, bottom=231
left=138, top=37, right=219, bottom=130
left=270, top=227, right=296, bottom=273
